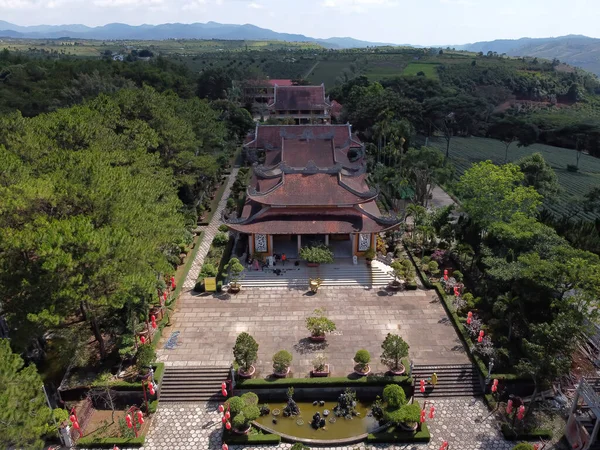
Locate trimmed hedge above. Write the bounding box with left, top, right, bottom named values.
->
left=77, top=437, right=145, bottom=447
left=236, top=375, right=412, bottom=389
left=222, top=433, right=281, bottom=445
left=148, top=399, right=159, bottom=414
left=500, top=424, right=553, bottom=441
left=367, top=423, right=431, bottom=443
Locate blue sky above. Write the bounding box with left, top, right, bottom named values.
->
left=0, top=0, right=598, bottom=45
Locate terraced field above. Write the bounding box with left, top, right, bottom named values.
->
left=422, top=136, right=600, bottom=220
left=307, top=60, right=353, bottom=87
left=403, top=62, right=440, bottom=79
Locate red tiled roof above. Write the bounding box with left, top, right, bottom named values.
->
left=331, top=100, right=343, bottom=118
left=228, top=206, right=394, bottom=235
left=283, top=138, right=334, bottom=167
left=245, top=125, right=361, bottom=150
left=272, top=85, right=329, bottom=110
left=340, top=173, right=370, bottom=192
left=268, top=79, right=293, bottom=87
left=250, top=173, right=373, bottom=206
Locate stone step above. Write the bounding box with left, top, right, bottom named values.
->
left=412, top=364, right=483, bottom=398
left=159, top=366, right=230, bottom=403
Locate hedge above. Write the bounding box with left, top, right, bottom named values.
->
left=95, top=363, right=165, bottom=391
left=148, top=399, right=159, bottom=414
left=367, top=423, right=430, bottom=443
left=405, top=246, right=521, bottom=382
left=77, top=437, right=145, bottom=447
left=500, top=424, right=553, bottom=441
left=236, top=375, right=412, bottom=389
left=222, top=433, right=281, bottom=445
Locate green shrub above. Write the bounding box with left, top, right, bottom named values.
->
left=272, top=350, right=293, bottom=372
left=453, top=270, right=464, bottom=282
left=383, top=384, right=407, bottom=408
left=384, top=403, right=421, bottom=425
left=381, top=333, right=410, bottom=372
left=299, top=245, right=334, bottom=264
left=223, top=432, right=280, bottom=444
left=354, top=349, right=371, bottom=369
left=199, top=263, right=218, bottom=278
left=241, top=392, right=258, bottom=406
left=233, top=332, right=259, bottom=372
left=213, top=232, right=229, bottom=246
left=225, top=396, right=245, bottom=415
left=76, top=437, right=145, bottom=447
left=232, top=413, right=247, bottom=429
left=194, top=281, right=205, bottom=292
left=218, top=224, right=229, bottom=232
left=305, top=308, right=336, bottom=336
left=512, top=444, right=534, bottom=450
left=364, top=247, right=376, bottom=259
left=135, top=345, right=156, bottom=372
left=406, top=281, right=418, bottom=290
left=226, top=197, right=237, bottom=209
left=225, top=257, right=244, bottom=285
left=236, top=375, right=412, bottom=388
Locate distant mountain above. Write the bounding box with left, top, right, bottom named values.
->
left=0, top=21, right=392, bottom=49
left=456, top=35, right=600, bottom=76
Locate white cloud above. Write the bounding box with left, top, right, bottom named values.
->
left=0, top=0, right=37, bottom=8
left=248, top=2, right=263, bottom=8
left=440, top=0, right=477, bottom=5
left=321, top=0, right=398, bottom=13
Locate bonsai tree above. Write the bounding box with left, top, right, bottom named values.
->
left=135, top=344, right=156, bottom=373
left=225, top=257, right=244, bottom=288
left=364, top=247, right=376, bottom=260
left=384, top=403, right=421, bottom=425
left=272, top=350, right=293, bottom=374
left=389, top=259, right=414, bottom=284
left=383, top=384, right=407, bottom=408
left=299, top=245, right=334, bottom=264
left=225, top=393, right=260, bottom=432
left=312, top=354, right=327, bottom=372
left=305, top=308, right=336, bottom=338
left=233, top=332, right=259, bottom=374
left=354, top=349, right=371, bottom=371
left=380, top=333, right=410, bottom=373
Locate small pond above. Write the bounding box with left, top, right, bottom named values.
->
left=254, top=400, right=379, bottom=440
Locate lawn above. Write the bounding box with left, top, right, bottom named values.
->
left=422, top=136, right=600, bottom=220
left=402, top=63, right=440, bottom=79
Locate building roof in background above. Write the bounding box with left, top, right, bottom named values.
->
left=244, top=124, right=362, bottom=150
left=268, top=79, right=293, bottom=87
left=270, top=85, right=330, bottom=110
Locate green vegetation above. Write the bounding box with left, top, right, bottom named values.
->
left=380, top=333, right=410, bottom=372
left=76, top=437, right=146, bottom=447
left=367, top=423, right=430, bottom=443
left=272, top=350, right=293, bottom=373
left=403, top=63, right=440, bottom=79
left=235, top=375, right=412, bottom=388
left=299, top=244, right=334, bottom=264
left=233, top=332, right=259, bottom=373
left=305, top=308, right=337, bottom=337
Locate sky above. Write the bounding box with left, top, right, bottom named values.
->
left=1, top=0, right=599, bottom=45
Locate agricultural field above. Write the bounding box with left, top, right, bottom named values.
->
left=307, top=60, right=354, bottom=87
left=423, top=136, right=600, bottom=221
left=402, top=62, right=439, bottom=79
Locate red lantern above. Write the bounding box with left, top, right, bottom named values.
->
left=453, top=286, right=459, bottom=297
left=439, top=441, right=448, bottom=450
left=113, top=446, right=120, bottom=450
left=478, top=329, right=484, bottom=343
left=126, top=414, right=133, bottom=428
left=163, top=291, right=167, bottom=301
left=420, top=410, right=426, bottom=423
left=429, top=406, right=435, bottom=419
left=225, top=411, right=231, bottom=420
left=222, top=445, right=229, bottom=450
left=420, top=379, right=426, bottom=393
left=171, top=276, right=176, bottom=289
left=222, top=416, right=227, bottom=424
left=478, top=335, right=483, bottom=343
left=479, top=330, right=484, bottom=338
left=140, top=336, right=146, bottom=345
left=467, top=311, right=473, bottom=318
left=466, top=316, right=472, bottom=325
left=149, top=383, right=155, bottom=396
left=225, top=421, right=231, bottom=430
left=491, top=384, right=497, bottom=393
left=151, top=315, right=156, bottom=322
left=444, top=269, right=448, bottom=276
left=222, top=388, right=228, bottom=397
left=137, top=411, right=144, bottom=424
left=533, top=445, right=539, bottom=450
left=218, top=404, right=225, bottom=413
left=506, top=399, right=513, bottom=414
left=221, top=382, right=227, bottom=390
left=517, top=405, right=525, bottom=420
left=69, top=414, right=76, bottom=423
left=73, top=421, right=80, bottom=430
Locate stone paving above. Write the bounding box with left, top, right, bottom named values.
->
left=156, top=287, right=469, bottom=374
left=129, top=399, right=515, bottom=450
left=183, top=169, right=240, bottom=290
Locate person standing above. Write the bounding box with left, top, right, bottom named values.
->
left=281, top=253, right=287, bottom=266
left=431, top=372, right=438, bottom=387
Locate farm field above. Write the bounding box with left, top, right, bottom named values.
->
left=403, top=62, right=440, bottom=79
left=423, top=136, right=600, bottom=221
left=307, top=60, right=352, bottom=87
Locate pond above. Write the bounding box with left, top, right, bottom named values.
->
left=254, top=400, right=379, bottom=441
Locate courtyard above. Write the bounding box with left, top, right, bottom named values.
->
left=156, top=286, right=469, bottom=375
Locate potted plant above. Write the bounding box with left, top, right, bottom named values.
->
left=311, top=354, right=329, bottom=377
left=353, top=349, right=371, bottom=376
left=272, top=350, right=293, bottom=377
left=380, top=333, right=409, bottom=375
left=225, top=258, right=244, bottom=293
left=388, top=259, right=413, bottom=290
left=364, top=247, right=376, bottom=266
left=233, top=332, right=259, bottom=378
left=225, top=393, right=260, bottom=434
left=135, top=344, right=156, bottom=376
left=299, top=245, right=334, bottom=267
left=305, top=308, right=336, bottom=341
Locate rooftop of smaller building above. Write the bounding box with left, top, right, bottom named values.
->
left=270, top=84, right=330, bottom=111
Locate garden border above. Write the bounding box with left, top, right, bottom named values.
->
left=235, top=375, right=413, bottom=389
left=76, top=436, right=146, bottom=447
left=367, top=423, right=431, bottom=443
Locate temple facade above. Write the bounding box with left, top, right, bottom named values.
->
left=267, top=84, right=332, bottom=124
left=228, top=124, right=402, bottom=258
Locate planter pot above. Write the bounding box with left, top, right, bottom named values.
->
left=238, top=365, right=255, bottom=379
left=388, top=281, right=403, bottom=291
left=306, top=262, right=320, bottom=267
left=366, top=259, right=372, bottom=267
left=388, top=364, right=406, bottom=376
left=354, top=364, right=371, bottom=376
left=232, top=425, right=251, bottom=435
left=136, top=329, right=149, bottom=337
left=229, top=285, right=241, bottom=294
left=309, top=334, right=326, bottom=342
left=398, top=421, right=418, bottom=431
left=273, top=367, right=290, bottom=378
left=311, top=364, right=330, bottom=377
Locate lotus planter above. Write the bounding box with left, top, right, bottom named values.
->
left=232, top=425, right=251, bottom=435
left=354, top=365, right=371, bottom=376
left=273, top=367, right=290, bottom=378
left=311, top=364, right=330, bottom=377
left=237, top=365, right=255, bottom=379
left=229, top=284, right=241, bottom=294
left=388, top=281, right=403, bottom=291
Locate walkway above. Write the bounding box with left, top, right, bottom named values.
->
left=183, top=168, right=240, bottom=290
left=156, top=286, right=469, bottom=372
left=134, top=398, right=513, bottom=450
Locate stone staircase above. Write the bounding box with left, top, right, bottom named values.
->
left=159, top=366, right=230, bottom=402
left=412, top=364, right=484, bottom=398
left=239, top=259, right=394, bottom=289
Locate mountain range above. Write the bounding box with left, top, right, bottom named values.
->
left=1, top=21, right=599, bottom=75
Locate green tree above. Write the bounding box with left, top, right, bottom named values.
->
left=404, top=147, right=454, bottom=207
left=517, top=152, right=560, bottom=201
left=488, top=117, right=539, bottom=162
left=0, top=339, right=51, bottom=450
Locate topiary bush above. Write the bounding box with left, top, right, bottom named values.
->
left=213, top=232, right=229, bottom=246
left=241, top=392, right=259, bottom=406
left=384, top=403, right=422, bottom=425
left=383, top=384, right=407, bottom=409
left=218, top=224, right=229, bottom=232
left=135, top=344, right=156, bottom=373
left=225, top=396, right=245, bottom=415
left=354, top=349, right=371, bottom=370
left=273, top=350, right=293, bottom=373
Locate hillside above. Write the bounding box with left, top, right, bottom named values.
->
left=457, top=35, right=600, bottom=76
left=0, top=20, right=392, bottom=49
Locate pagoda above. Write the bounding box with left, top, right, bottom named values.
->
left=228, top=124, right=402, bottom=258
left=267, top=84, right=332, bottom=124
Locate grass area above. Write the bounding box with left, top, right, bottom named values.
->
left=402, top=63, right=440, bottom=79
left=307, top=60, right=353, bottom=87
left=422, top=136, right=600, bottom=220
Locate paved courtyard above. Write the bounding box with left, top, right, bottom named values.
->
left=156, top=286, right=468, bottom=375
left=133, top=399, right=514, bottom=450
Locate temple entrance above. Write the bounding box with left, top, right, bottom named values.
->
left=329, top=234, right=353, bottom=258
left=272, top=235, right=298, bottom=259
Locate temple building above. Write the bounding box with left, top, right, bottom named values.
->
left=267, top=84, right=332, bottom=124
left=228, top=124, right=402, bottom=258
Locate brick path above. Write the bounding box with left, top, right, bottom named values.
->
left=132, top=399, right=514, bottom=450
left=183, top=169, right=239, bottom=290
left=156, top=287, right=469, bottom=373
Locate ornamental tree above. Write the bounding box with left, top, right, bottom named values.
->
left=233, top=332, right=259, bottom=372
left=380, top=333, right=410, bottom=372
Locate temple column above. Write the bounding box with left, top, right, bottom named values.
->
left=269, top=235, right=274, bottom=255
left=325, top=235, right=329, bottom=246
left=297, top=235, right=302, bottom=254
left=249, top=234, right=254, bottom=256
